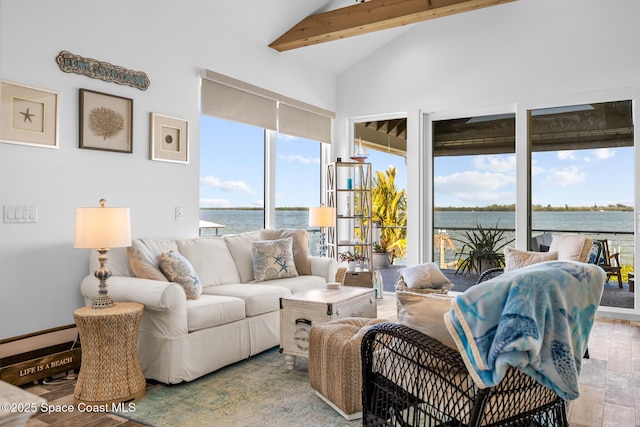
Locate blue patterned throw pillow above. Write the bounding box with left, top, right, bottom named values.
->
left=159, top=251, right=202, bottom=300
left=251, top=237, right=299, bottom=282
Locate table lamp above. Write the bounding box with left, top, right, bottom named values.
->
left=309, top=206, right=335, bottom=257
left=74, top=199, right=131, bottom=309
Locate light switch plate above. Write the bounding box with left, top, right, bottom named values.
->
left=3, top=205, right=37, bottom=223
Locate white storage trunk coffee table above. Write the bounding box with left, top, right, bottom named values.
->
left=279, top=286, right=377, bottom=369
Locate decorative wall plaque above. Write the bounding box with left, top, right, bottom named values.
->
left=56, top=51, right=150, bottom=91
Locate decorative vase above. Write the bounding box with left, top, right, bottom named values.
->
left=372, top=252, right=391, bottom=269
left=346, top=261, right=356, bottom=272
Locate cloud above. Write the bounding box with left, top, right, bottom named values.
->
left=435, top=170, right=515, bottom=192
left=543, top=166, right=585, bottom=186
left=434, top=170, right=516, bottom=205
left=200, top=176, right=255, bottom=194
left=278, top=154, right=320, bottom=164
left=252, top=199, right=264, bottom=207
left=199, top=198, right=233, bottom=208
left=472, top=155, right=516, bottom=173
left=594, top=148, right=615, bottom=159
left=557, top=150, right=577, bottom=160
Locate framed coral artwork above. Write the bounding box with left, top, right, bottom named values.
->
left=0, top=81, right=59, bottom=148
left=79, top=88, right=133, bottom=153
left=150, top=112, right=189, bottom=163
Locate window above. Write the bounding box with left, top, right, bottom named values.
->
left=528, top=101, right=634, bottom=309
left=432, top=113, right=516, bottom=271
left=199, top=70, right=334, bottom=243
left=200, top=116, right=265, bottom=234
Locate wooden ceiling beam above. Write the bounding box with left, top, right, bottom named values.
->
left=270, top=0, right=517, bottom=52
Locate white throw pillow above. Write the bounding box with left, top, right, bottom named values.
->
left=159, top=251, right=202, bottom=300
left=503, top=246, right=558, bottom=273
left=398, top=262, right=451, bottom=289
left=251, top=237, right=299, bottom=282
left=396, top=291, right=457, bottom=349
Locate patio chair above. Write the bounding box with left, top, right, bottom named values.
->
left=594, top=239, right=623, bottom=288
left=476, top=234, right=593, bottom=285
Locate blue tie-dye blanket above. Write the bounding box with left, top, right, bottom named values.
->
left=444, top=260, right=604, bottom=400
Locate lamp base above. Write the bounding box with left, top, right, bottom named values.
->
left=92, top=295, right=114, bottom=309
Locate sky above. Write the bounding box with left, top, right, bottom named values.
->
left=200, top=115, right=633, bottom=209
left=434, top=147, right=634, bottom=208
left=199, top=115, right=407, bottom=208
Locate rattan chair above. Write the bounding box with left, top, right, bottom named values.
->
left=361, top=322, right=569, bottom=427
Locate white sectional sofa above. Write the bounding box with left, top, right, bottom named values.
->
left=79, top=230, right=337, bottom=384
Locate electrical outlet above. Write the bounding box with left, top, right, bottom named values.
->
left=175, top=207, right=183, bottom=221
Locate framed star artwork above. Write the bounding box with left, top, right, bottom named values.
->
left=0, top=81, right=59, bottom=148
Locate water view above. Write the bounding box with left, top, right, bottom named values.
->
left=200, top=209, right=635, bottom=267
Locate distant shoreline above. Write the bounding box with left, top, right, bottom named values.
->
left=201, top=205, right=633, bottom=212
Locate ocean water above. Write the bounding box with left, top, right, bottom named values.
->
left=200, top=209, right=635, bottom=265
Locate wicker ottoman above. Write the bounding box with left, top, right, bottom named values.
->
left=308, top=317, right=386, bottom=420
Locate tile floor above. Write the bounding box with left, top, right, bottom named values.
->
left=568, top=317, right=640, bottom=426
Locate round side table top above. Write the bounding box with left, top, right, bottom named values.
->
left=74, top=302, right=143, bottom=318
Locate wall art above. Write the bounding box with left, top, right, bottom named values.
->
left=79, top=89, right=133, bottom=153
left=150, top=113, right=189, bottom=163
left=0, top=81, right=58, bottom=148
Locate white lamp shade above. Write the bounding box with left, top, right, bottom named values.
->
left=309, top=206, right=335, bottom=227
left=74, top=207, right=132, bottom=249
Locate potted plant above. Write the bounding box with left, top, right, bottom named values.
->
left=453, top=222, right=514, bottom=276
left=372, top=240, right=392, bottom=269
left=339, top=251, right=366, bottom=272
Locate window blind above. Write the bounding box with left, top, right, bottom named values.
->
left=201, top=70, right=334, bottom=143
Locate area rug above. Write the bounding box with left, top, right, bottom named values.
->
left=115, top=347, right=360, bottom=427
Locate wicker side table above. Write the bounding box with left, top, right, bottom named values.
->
left=73, top=302, right=146, bottom=406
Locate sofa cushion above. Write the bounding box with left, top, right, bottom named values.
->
left=223, top=231, right=261, bottom=283
left=503, top=246, right=558, bottom=273
left=177, top=238, right=241, bottom=287
left=398, top=262, right=452, bottom=290
left=186, top=295, right=245, bottom=332
left=258, top=275, right=325, bottom=295
left=258, top=229, right=312, bottom=275
left=159, top=251, right=202, bottom=300
left=396, top=291, right=457, bottom=349
left=127, top=238, right=178, bottom=282
left=203, top=283, right=291, bottom=317
left=251, top=237, right=298, bottom=282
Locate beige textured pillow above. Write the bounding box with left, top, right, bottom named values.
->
left=503, top=246, right=558, bottom=273
left=258, top=228, right=311, bottom=275
left=396, top=291, right=457, bottom=349
left=127, top=239, right=168, bottom=281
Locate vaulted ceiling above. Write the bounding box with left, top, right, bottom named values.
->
left=270, top=0, right=517, bottom=52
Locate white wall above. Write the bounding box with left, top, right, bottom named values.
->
left=0, top=0, right=336, bottom=338
left=336, top=0, right=640, bottom=265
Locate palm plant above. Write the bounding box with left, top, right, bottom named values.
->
left=371, top=167, right=407, bottom=260
left=453, top=222, right=514, bottom=276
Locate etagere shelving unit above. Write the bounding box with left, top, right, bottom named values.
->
left=326, top=161, right=373, bottom=269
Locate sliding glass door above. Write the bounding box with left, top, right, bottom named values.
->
left=528, top=101, right=635, bottom=310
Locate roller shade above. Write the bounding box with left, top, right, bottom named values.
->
left=201, top=70, right=334, bottom=143
left=201, top=72, right=278, bottom=131
left=279, top=99, right=334, bottom=143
